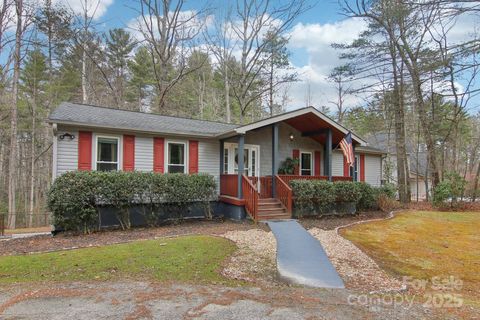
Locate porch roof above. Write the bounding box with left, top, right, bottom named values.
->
left=218, top=107, right=367, bottom=146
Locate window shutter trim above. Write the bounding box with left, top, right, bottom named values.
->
left=153, top=137, right=165, bottom=173
left=123, top=135, right=135, bottom=171
left=188, top=140, right=199, bottom=174
left=78, top=131, right=92, bottom=171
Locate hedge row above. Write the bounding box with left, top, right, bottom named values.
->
left=290, top=180, right=396, bottom=214
left=47, top=171, right=216, bottom=233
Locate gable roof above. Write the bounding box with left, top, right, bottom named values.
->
left=221, top=107, right=367, bottom=146
left=48, top=102, right=239, bottom=138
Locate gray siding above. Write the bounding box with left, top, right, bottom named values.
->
left=135, top=136, right=153, bottom=171
left=56, top=130, right=78, bottom=176
left=198, top=139, right=220, bottom=193
left=365, top=154, right=382, bottom=186
left=228, top=122, right=324, bottom=176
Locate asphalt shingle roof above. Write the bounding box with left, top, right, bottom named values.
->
left=48, top=102, right=239, bottom=137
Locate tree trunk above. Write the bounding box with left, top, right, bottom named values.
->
left=8, top=0, right=23, bottom=229
left=472, top=162, right=480, bottom=202
left=81, top=0, right=88, bottom=103
left=390, top=40, right=410, bottom=203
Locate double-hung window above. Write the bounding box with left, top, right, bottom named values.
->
left=96, top=136, right=119, bottom=171
left=167, top=142, right=186, bottom=173
left=300, top=151, right=313, bottom=176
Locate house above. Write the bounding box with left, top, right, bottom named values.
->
left=48, top=102, right=386, bottom=221
left=366, top=132, right=432, bottom=200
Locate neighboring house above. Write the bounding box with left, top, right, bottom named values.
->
left=366, top=132, right=432, bottom=200
left=48, top=102, right=386, bottom=220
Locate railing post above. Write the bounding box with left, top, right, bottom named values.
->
left=272, top=123, right=279, bottom=198
left=237, top=135, right=245, bottom=199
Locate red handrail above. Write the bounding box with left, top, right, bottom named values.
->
left=242, top=174, right=259, bottom=221
left=275, top=175, right=292, bottom=214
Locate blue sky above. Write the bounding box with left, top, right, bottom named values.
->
left=59, top=0, right=478, bottom=112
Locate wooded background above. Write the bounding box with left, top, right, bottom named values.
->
left=0, top=0, right=479, bottom=229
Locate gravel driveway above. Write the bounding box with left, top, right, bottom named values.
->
left=0, top=281, right=437, bottom=320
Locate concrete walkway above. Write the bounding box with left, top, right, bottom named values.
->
left=267, top=220, right=345, bottom=289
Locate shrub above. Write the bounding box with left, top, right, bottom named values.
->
left=290, top=179, right=335, bottom=215
left=376, top=183, right=397, bottom=199
left=354, top=182, right=377, bottom=210
left=48, top=171, right=216, bottom=232
left=47, top=171, right=100, bottom=233
left=333, top=181, right=361, bottom=203
left=433, top=172, right=467, bottom=208
left=377, top=193, right=402, bottom=212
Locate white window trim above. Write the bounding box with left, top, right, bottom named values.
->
left=300, top=151, right=313, bottom=176
left=224, top=142, right=260, bottom=177
left=93, top=134, right=122, bottom=171
left=354, top=154, right=360, bottom=181
left=165, top=140, right=188, bottom=173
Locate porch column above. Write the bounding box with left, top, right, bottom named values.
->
left=219, top=139, right=224, bottom=175
left=271, top=123, right=279, bottom=198
left=324, top=128, right=332, bottom=181
left=237, top=134, right=245, bottom=199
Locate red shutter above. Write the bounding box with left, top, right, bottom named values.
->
left=314, top=151, right=321, bottom=176
left=189, top=140, right=199, bottom=174
left=360, top=154, right=366, bottom=182
left=78, top=131, right=92, bottom=171
left=153, top=137, right=164, bottom=173
left=123, top=135, right=135, bottom=171
left=343, top=156, right=349, bottom=177
left=292, top=149, right=300, bottom=175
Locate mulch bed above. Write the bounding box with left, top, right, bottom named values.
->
left=0, top=219, right=267, bottom=256
left=299, top=211, right=390, bottom=230
left=0, top=212, right=390, bottom=256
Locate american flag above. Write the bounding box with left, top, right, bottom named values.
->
left=339, top=132, right=355, bottom=167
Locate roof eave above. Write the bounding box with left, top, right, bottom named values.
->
left=48, top=119, right=220, bottom=139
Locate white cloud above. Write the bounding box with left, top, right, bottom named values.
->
left=53, top=0, right=114, bottom=20
left=285, top=18, right=368, bottom=110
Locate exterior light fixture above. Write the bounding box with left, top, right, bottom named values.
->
left=289, top=133, right=294, bottom=141
left=59, top=133, right=75, bottom=140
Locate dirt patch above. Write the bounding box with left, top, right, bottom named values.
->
left=299, top=211, right=389, bottom=230
left=0, top=219, right=267, bottom=256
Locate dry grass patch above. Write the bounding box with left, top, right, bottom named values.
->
left=341, top=210, right=480, bottom=303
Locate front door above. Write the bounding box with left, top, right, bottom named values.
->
left=224, top=143, right=260, bottom=177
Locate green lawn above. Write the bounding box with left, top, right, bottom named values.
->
left=0, top=235, right=238, bottom=285
left=341, top=211, right=480, bottom=303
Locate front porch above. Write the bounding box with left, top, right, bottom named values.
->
left=219, top=174, right=353, bottom=220
left=217, top=109, right=364, bottom=221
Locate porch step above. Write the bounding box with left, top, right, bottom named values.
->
left=257, top=198, right=290, bottom=220
left=259, top=198, right=279, bottom=204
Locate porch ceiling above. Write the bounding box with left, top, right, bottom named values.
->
left=285, top=113, right=359, bottom=146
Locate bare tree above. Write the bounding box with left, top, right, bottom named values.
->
left=8, top=0, right=24, bottom=229
left=229, top=0, right=309, bottom=123
left=204, top=8, right=236, bottom=123
left=327, top=65, right=354, bottom=124
left=135, top=0, right=208, bottom=112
